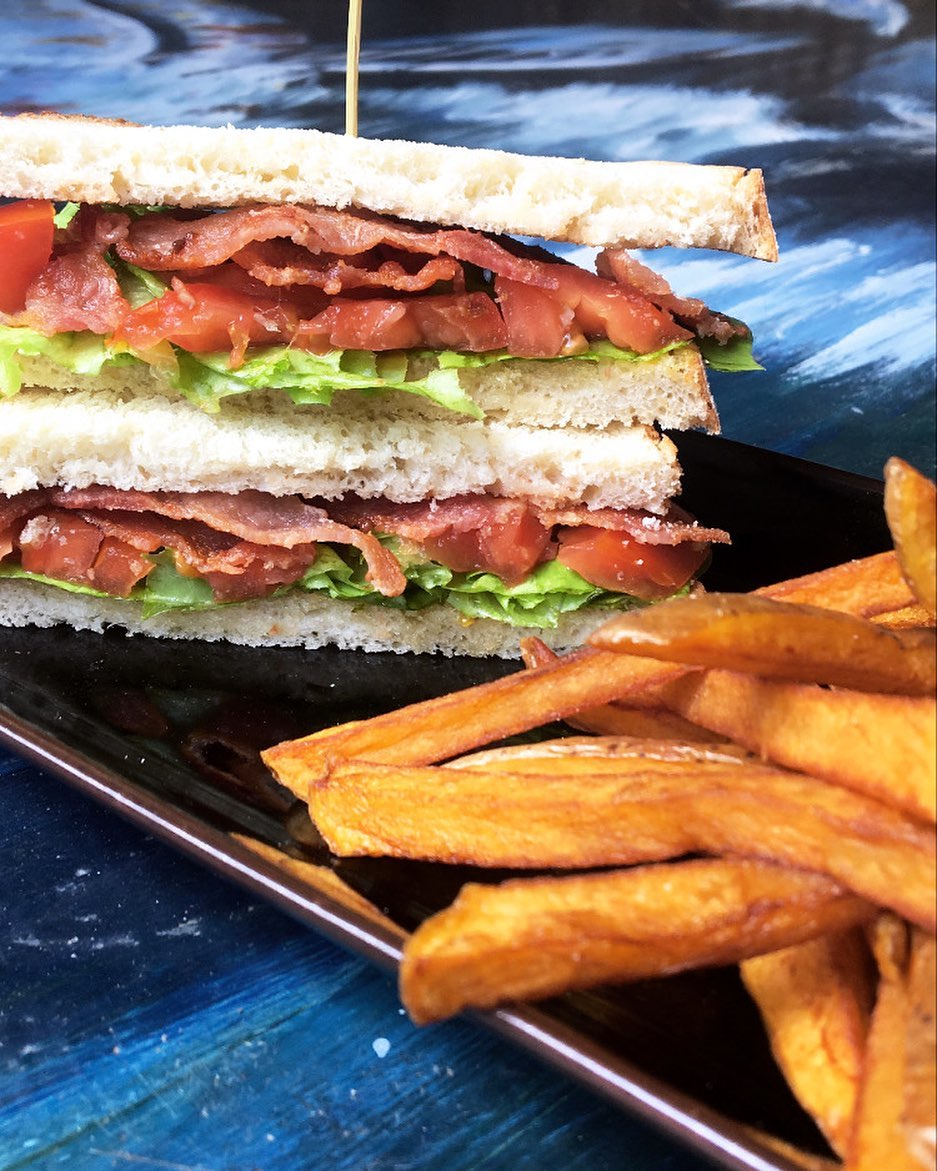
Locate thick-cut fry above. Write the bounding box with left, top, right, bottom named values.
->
left=590, top=594, right=936, bottom=695
left=846, top=914, right=917, bottom=1171
left=884, top=458, right=937, bottom=617
left=399, top=858, right=872, bottom=1025
left=874, top=605, right=936, bottom=630
left=739, top=1129, right=842, bottom=1171
left=756, top=549, right=916, bottom=617
left=311, top=756, right=935, bottom=929
left=262, top=649, right=688, bottom=799
left=663, top=670, right=937, bottom=823
left=902, top=929, right=936, bottom=1169
left=446, top=735, right=751, bottom=770
left=519, top=636, right=727, bottom=740
left=740, top=929, right=874, bottom=1158
left=565, top=703, right=729, bottom=739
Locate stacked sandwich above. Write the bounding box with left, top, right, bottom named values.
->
left=0, top=114, right=777, bottom=656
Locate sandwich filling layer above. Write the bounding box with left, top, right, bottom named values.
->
left=0, top=487, right=727, bottom=630
left=0, top=199, right=760, bottom=418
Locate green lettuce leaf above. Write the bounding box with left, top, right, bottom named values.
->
left=53, top=202, right=81, bottom=229
left=0, top=313, right=700, bottom=417
left=442, top=558, right=650, bottom=628
left=1, top=541, right=676, bottom=631
left=140, top=553, right=216, bottom=617
left=0, top=563, right=115, bottom=598
left=697, top=325, right=764, bottom=372
left=0, top=325, right=137, bottom=397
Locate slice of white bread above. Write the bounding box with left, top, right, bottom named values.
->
left=0, top=576, right=608, bottom=658
left=0, top=113, right=778, bottom=260
left=0, top=386, right=681, bottom=512
left=12, top=344, right=717, bottom=434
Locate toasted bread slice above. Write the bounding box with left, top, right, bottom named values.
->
left=0, top=113, right=778, bottom=260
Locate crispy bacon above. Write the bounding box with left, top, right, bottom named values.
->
left=0, top=489, right=49, bottom=559
left=116, top=205, right=558, bottom=289
left=535, top=502, right=731, bottom=546
left=47, top=486, right=407, bottom=597
left=22, top=208, right=131, bottom=334
left=327, top=494, right=728, bottom=548
left=83, top=511, right=314, bottom=600
left=597, top=248, right=748, bottom=344
left=233, top=240, right=463, bottom=296
left=3, top=486, right=722, bottom=603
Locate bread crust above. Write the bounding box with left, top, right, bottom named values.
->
left=0, top=113, right=778, bottom=260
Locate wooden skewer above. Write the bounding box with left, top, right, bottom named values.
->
left=346, top=0, right=362, bottom=136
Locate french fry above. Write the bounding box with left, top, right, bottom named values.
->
left=884, top=458, right=937, bottom=618
left=902, top=929, right=936, bottom=1169
left=564, top=703, right=729, bottom=739
left=399, top=858, right=873, bottom=1025
left=739, top=1129, right=843, bottom=1171
left=873, top=604, right=936, bottom=630
left=310, top=756, right=936, bottom=929
left=519, top=636, right=727, bottom=741
left=262, top=649, right=689, bottom=798
left=756, top=549, right=917, bottom=617
left=846, top=914, right=917, bottom=1171
left=740, top=929, right=874, bottom=1158
left=664, top=670, right=937, bottom=823
left=446, top=735, right=752, bottom=770
left=590, top=594, right=936, bottom=696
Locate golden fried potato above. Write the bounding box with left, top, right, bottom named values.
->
left=262, top=648, right=688, bottom=797
left=847, top=915, right=918, bottom=1170
left=400, top=859, right=872, bottom=1025
left=758, top=549, right=917, bottom=617
left=884, top=458, right=937, bottom=617
left=902, top=929, right=936, bottom=1169
left=590, top=593, right=936, bottom=696
left=665, top=671, right=936, bottom=823
left=741, top=929, right=874, bottom=1158
left=310, top=755, right=935, bottom=929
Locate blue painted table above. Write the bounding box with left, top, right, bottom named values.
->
left=1, top=3, right=934, bottom=1169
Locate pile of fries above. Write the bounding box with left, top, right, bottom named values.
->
left=263, top=457, right=936, bottom=1169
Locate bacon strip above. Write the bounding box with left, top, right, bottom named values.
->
left=116, top=205, right=558, bottom=290
left=535, top=503, right=731, bottom=546
left=46, top=487, right=407, bottom=597
left=326, top=494, right=729, bottom=548
left=233, top=240, right=464, bottom=296
left=0, top=489, right=50, bottom=559
left=597, top=248, right=748, bottom=344
left=22, top=209, right=131, bottom=335
left=3, top=488, right=722, bottom=603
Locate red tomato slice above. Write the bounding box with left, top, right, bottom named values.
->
left=421, top=510, right=552, bottom=585
left=0, top=199, right=55, bottom=314
left=556, top=526, right=708, bottom=599
left=112, top=282, right=297, bottom=360
left=552, top=266, right=692, bottom=354
left=495, top=276, right=582, bottom=357
left=18, top=511, right=102, bottom=582
left=296, top=293, right=508, bottom=354
left=297, top=300, right=422, bottom=352
left=407, top=293, right=508, bottom=352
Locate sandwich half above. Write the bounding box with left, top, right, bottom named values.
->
left=0, top=115, right=777, bottom=656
